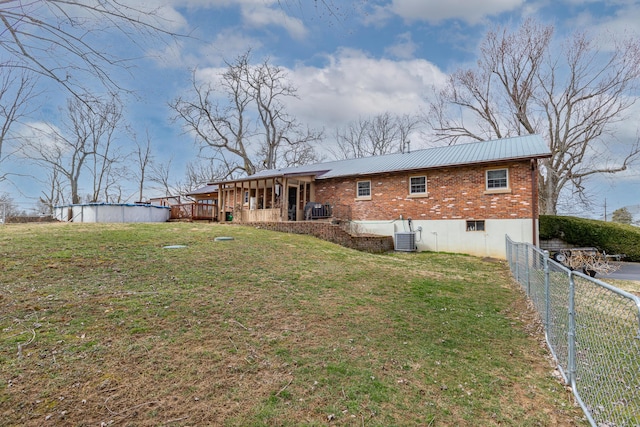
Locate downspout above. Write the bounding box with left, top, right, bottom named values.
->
left=531, top=159, right=538, bottom=246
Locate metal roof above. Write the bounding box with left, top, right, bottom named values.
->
left=186, top=184, right=219, bottom=196
left=216, top=135, right=550, bottom=183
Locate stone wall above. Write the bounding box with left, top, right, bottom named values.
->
left=251, top=221, right=394, bottom=253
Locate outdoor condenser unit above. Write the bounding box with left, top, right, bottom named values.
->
left=394, top=232, right=416, bottom=252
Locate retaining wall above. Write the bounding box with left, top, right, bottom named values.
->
left=250, top=221, right=394, bottom=253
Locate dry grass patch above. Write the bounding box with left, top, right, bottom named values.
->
left=604, top=279, right=640, bottom=296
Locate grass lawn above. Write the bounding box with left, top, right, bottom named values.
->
left=0, top=222, right=586, bottom=426
left=605, top=278, right=640, bottom=296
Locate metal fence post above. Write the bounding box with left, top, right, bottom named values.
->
left=505, top=235, right=510, bottom=267
left=525, top=244, right=530, bottom=295
left=567, top=271, right=576, bottom=387
left=514, top=243, right=520, bottom=284
left=543, top=250, right=550, bottom=331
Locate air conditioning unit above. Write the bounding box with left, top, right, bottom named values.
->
left=394, top=232, right=416, bottom=252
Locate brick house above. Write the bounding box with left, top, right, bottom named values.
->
left=206, top=135, right=550, bottom=258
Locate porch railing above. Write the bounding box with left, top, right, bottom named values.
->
left=170, top=202, right=217, bottom=221
left=303, top=202, right=332, bottom=220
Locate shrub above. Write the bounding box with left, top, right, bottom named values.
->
left=540, top=215, right=640, bottom=262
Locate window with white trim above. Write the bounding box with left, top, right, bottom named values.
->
left=466, top=220, right=485, bottom=232
left=357, top=181, right=371, bottom=198
left=409, top=176, right=427, bottom=195
left=486, top=168, right=509, bottom=190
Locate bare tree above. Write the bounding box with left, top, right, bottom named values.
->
left=0, top=191, right=20, bottom=218
left=99, top=163, right=129, bottom=203
left=332, top=112, right=421, bottom=159
left=0, top=67, right=39, bottom=183
left=39, top=167, right=67, bottom=213
left=170, top=50, right=322, bottom=178
left=281, top=129, right=324, bottom=166
left=0, top=1, right=177, bottom=98
left=34, top=198, right=53, bottom=216
left=147, top=159, right=209, bottom=199
left=149, top=158, right=176, bottom=198
left=332, top=117, right=367, bottom=160
left=131, top=129, right=155, bottom=202
left=425, top=18, right=640, bottom=215
left=21, top=94, right=125, bottom=204
left=85, top=96, right=124, bottom=202
left=178, top=159, right=234, bottom=195
left=174, top=157, right=237, bottom=197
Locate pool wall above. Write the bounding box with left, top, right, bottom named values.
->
left=54, top=203, right=171, bottom=223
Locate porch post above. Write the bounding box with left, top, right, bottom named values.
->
left=302, top=180, right=307, bottom=219
left=218, top=184, right=226, bottom=222
left=281, top=177, right=288, bottom=221
left=233, top=183, right=237, bottom=222
left=271, top=178, right=275, bottom=209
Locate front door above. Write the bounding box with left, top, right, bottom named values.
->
left=288, top=185, right=298, bottom=221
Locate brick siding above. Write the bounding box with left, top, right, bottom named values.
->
left=251, top=221, right=394, bottom=253
left=315, top=161, right=536, bottom=221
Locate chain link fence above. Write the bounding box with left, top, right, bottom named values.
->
left=506, top=236, right=640, bottom=427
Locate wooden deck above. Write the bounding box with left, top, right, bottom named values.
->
left=170, top=202, right=217, bottom=221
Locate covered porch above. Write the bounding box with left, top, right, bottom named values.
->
left=215, top=174, right=331, bottom=223
left=177, top=184, right=219, bottom=221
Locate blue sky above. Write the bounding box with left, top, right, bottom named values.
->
left=3, top=0, right=640, bottom=218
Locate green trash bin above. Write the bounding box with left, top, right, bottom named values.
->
left=225, top=212, right=233, bottom=221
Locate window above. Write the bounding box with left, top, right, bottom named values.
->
left=486, top=168, right=509, bottom=190
left=466, top=220, right=485, bottom=232
left=357, top=181, right=371, bottom=198
left=244, top=191, right=249, bottom=204
left=409, top=176, right=427, bottom=195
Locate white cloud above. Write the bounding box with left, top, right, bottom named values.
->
left=385, top=0, right=525, bottom=24
left=284, top=48, right=447, bottom=130
left=189, top=48, right=447, bottom=138
left=149, top=4, right=190, bottom=32
left=580, top=5, right=640, bottom=38
left=199, top=30, right=264, bottom=66
left=241, top=4, right=308, bottom=40
left=157, top=0, right=308, bottom=40
left=193, top=66, right=226, bottom=86
left=384, top=32, right=419, bottom=59
left=361, top=4, right=395, bottom=27
left=14, top=122, right=63, bottom=159
left=135, top=0, right=309, bottom=72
